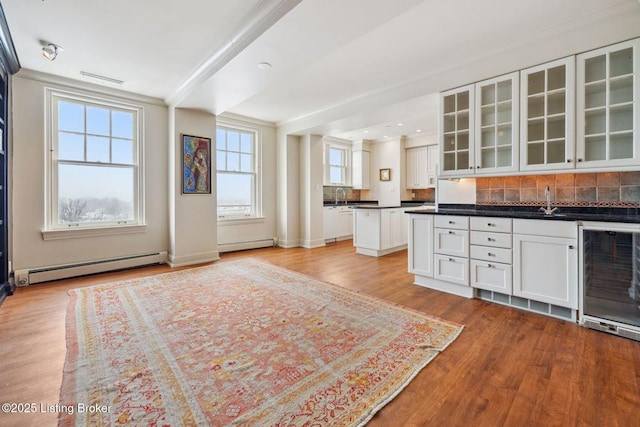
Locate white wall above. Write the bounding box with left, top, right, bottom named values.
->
left=169, top=108, right=218, bottom=266
left=216, top=114, right=277, bottom=251
left=11, top=72, right=169, bottom=271
left=404, top=132, right=437, bottom=148
left=370, top=137, right=403, bottom=207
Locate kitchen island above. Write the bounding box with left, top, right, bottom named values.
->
left=352, top=203, right=434, bottom=257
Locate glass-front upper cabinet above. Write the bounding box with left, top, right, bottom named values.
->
left=576, top=39, right=639, bottom=168
left=475, top=72, right=519, bottom=174
left=520, top=56, right=575, bottom=172
left=440, top=84, right=475, bottom=177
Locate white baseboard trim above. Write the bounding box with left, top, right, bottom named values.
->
left=277, top=238, right=301, bottom=248
left=300, top=238, right=326, bottom=249
left=167, top=251, right=220, bottom=268
left=218, top=238, right=276, bottom=253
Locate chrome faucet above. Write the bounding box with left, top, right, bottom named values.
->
left=539, top=185, right=558, bottom=215
left=335, top=187, right=346, bottom=204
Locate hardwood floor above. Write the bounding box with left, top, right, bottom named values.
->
left=1, top=240, right=638, bottom=426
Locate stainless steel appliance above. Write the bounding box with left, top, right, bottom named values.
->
left=579, top=222, right=640, bottom=341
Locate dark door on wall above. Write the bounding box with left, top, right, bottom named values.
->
left=0, top=3, right=20, bottom=305
left=0, top=68, right=8, bottom=299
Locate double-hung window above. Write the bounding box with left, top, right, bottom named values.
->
left=48, top=91, right=142, bottom=230
left=324, top=141, right=351, bottom=186
left=216, top=126, right=259, bottom=218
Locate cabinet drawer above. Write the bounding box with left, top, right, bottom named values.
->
left=470, top=216, right=512, bottom=233
left=435, top=228, right=469, bottom=257
left=513, top=219, right=577, bottom=239
left=435, top=254, right=469, bottom=286
left=435, top=215, right=469, bottom=230
left=470, top=245, right=512, bottom=264
left=470, top=231, right=512, bottom=249
left=470, top=260, right=512, bottom=294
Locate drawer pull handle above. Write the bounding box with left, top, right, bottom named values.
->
left=488, top=253, right=495, bottom=257
left=449, top=258, right=454, bottom=262
left=448, top=220, right=455, bottom=224
left=488, top=263, right=494, bottom=268
left=448, top=231, right=454, bottom=235
left=487, top=223, right=495, bottom=227
left=487, top=237, right=494, bottom=242
left=569, top=245, right=575, bottom=249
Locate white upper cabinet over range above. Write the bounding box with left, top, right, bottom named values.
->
left=520, top=56, right=575, bottom=172
left=576, top=38, right=640, bottom=168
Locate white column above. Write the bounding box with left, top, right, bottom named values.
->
left=168, top=107, right=219, bottom=267
left=299, top=134, right=325, bottom=248
left=276, top=130, right=301, bottom=248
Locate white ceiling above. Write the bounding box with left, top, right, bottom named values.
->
left=4, top=0, right=640, bottom=142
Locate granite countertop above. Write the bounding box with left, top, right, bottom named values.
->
left=348, top=201, right=435, bottom=210
left=324, top=200, right=435, bottom=208
left=404, top=204, right=640, bottom=224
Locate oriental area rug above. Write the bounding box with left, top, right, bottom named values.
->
left=60, top=259, right=463, bottom=426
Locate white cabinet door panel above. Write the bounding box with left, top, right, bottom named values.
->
left=513, top=234, right=578, bottom=309
left=435, top=254, right=469, bottom=286
left=471, top=260, right=512, bottom=293
left=435, top=229, right=469, bottom=257
left=408, top=214, right=434, bottom=277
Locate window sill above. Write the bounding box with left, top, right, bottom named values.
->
left=217, top=216, right=265, bottom=226
left=41, top=224, right=147, bottom=241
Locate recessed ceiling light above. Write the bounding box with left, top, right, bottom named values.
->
left=397, top=123, right=403, bottom=126
left=416, top=129, right=422, bottom=133
left=257, top=62, right=272, bottom=71
left=364, top=130, right=368, bottom=133
left=383, top=135, right=388, bottom=138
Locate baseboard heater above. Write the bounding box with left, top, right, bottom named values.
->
left=218, top=237, right=277, bottom=253
left=14, top=251, right=168, bottom=286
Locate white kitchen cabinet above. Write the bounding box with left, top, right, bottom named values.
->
left=576, top=39, right=640, bottom=168
left=323, top=206, right=338, bottom=240
left=434, top=228, right=469, bottom=258
left=353, top=208, right=407, bottom=257
left=339, top=207, right=353, bottom=237
left=406, top=146, right=432, bottom=189
left=408, top=214, right=434, bottom=277
left=427, top=144, right=438, bottom=186
left=381, top=208, right=407, bottom=249
left=520, top=56, right=576, bottom=171
left=469, top=217, right=513, bottom=294
left=352, top=150, right=370, bottom=189
left=513, top=219, right=578, bottom=309
left=323, top=206, right=353, bottom=242
left=434, top=254, right=469, bottom=286
left=475, top=72, right=520, bottom=174
left=440, top=85, right=475, bottom=176
left=434, top=215, right=469, bottom=286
